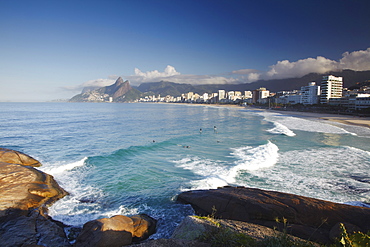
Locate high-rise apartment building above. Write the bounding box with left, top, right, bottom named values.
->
left=218, top=90, right=226, bottom=101
left=301, top=82, right=320, bottom=105
left=252, top=87, right=269, bottom=103
left=320, top=75, right=343, bottom=104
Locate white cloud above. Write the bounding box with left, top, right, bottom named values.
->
left=65, top=47, right=370, bottom=91
left=264, top=47, right=370, bottom=80
left=129, top=65, right=180, bottom=83
left=232, top=69, right=259, bottom=75
left=247, top=72, right=261, bottom=82
left=62, top=78, right=116, bottom=92
left=340, top=47, right=370, bottom=71
left=265, top=56, right=339, bottom=79
left=126, top=65, right=241, bottom=85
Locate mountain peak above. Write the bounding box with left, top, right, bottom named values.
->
left=115, top=77, right=125, bottom=85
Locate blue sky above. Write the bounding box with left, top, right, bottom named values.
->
left=1, top=0, right=370, bottom=102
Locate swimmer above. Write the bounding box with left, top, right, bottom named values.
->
left=214, top=126, right=217, bottom=133
left=200, top=128, right=202, bottom=133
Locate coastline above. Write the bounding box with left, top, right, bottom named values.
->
left=266, top=109, right=370, bottom=129
left=153, top=102, right=370, bottom=128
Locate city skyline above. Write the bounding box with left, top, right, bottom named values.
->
left=1, top=0, right=370, bottom=102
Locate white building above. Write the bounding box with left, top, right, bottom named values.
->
left=244, top=91, right=252, bottom=99
left=355, top=95, right=370, bottom=110
left=227, top=91, right=235, bottom=100
left=218, top=90, right=226, bottom=101
left=300, top=82, right=320, bottom=105
left=320, top=75, right=343, bottom=104
left=202, top=93, right=209, bottom=102
left=252, top=88, right=269, bottom=103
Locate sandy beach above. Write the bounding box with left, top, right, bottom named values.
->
left=155, top=102, right=370, bottom=129
left=266, top=110, right=370, bottom=129
left=230, top=104, right=370, bottom=129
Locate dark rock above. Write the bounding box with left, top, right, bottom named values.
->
left=129, top=239, right=211, bottom=247
left=177, top=186, right=370, bottom=244
left=0, top=210, right=70, bottom=247
left=171, top=216, right=218, bottom=241
left=329, top=222, right=362, bottom=242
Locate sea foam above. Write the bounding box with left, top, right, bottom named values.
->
left=242, top=145, right=370, bottom=203
left=41, top=157, right=88, bottom=175
left=257, top=111, right=355, bottom=135
left=267, top=122, right=296, bottom=136
left=175, top=141, right=279, bottom=190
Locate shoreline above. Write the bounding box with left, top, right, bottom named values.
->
left=166, top=102, right=370, bottom=129
left=265, top=109, right=370, bottom=129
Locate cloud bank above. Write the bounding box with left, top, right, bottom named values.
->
left=66, top=47, right=370, bottom=93
left=126, top=65, right=240, bottom=85
left=265, top=47, right=370, bottom=80
left=62, top=77, right=117, bottom=92
left=126, top=48, right=370, bottom=85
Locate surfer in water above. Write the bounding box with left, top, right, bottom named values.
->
left=214, top=126, right=217, bottom=133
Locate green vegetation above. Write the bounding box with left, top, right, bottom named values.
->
left=196, top=215, right=316, bottom=247
left=193, top=208, right=370, bottom=247
left=198, top=226, right=257, bottom=247
left=332, top=223, right=370, bottom=247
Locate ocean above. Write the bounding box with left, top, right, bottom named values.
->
left=1, top=102, right=370, bottom=238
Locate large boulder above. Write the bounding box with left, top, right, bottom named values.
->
left=75, top=214, right=157, bottom=247
left=0, top=147, right=41, bottom=167
left=177, top=186, right=370, bottom=244
left=0, top=148, right=70, bottom=246
left=131, top=214, right=157, bottom=241
left=74, top=215, right=134, bottom=247
left=0, top=210, right=71, bottom=247
left=170, top=216, right=319, bottom=246
left=0, top=162, right=68, bottom=216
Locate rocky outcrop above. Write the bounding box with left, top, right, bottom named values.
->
left=177, top=186, right=370, bottom=244
left=0, top=148, right=159, bottom=247
left=0, top=209, right=71, bottom=247
left=74, top=214, right=157, bottom=247
left=0, top=148, right=68, bottom=216
left=0, top=148, right=70, bottom=246
left=102, top=77, right=132, bottom=99
left=0, top=147, right=41, bottom=167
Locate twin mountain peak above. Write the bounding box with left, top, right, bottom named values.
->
left=69, top=77, right=141, bottom=103
left=69, top=69, right=370, bottom=103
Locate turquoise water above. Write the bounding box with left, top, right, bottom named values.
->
left=1, top=102, right=370, bottom=238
